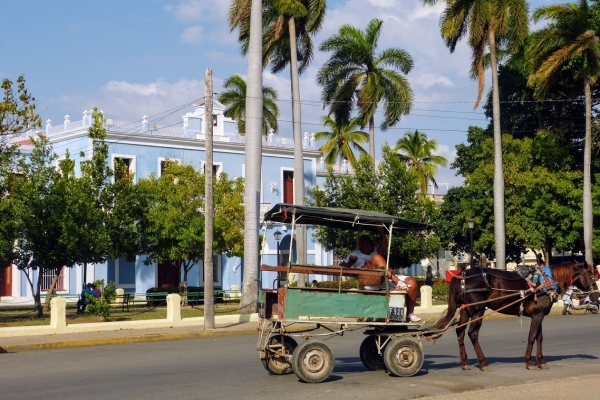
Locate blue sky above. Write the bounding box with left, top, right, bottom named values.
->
left=1, top=0, right=553, bottom=192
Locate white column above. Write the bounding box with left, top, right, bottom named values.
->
left=64, top=115, right=71, bottom=130
left=166, top=294, right=181, bottom=325
left=46, top=119, right=52, bottom=136
left=50, top=297, right=67, bottom=331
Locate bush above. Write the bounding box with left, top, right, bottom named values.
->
left=315, top=279, right=360, bottom=290
left=145, top=286, right=223, bottom=306
left=86, top=280, right=117, bottom=320
left=432, top=280, right=448, bottom=301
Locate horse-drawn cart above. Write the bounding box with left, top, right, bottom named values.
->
left=256, top=204, right=437, bottom=383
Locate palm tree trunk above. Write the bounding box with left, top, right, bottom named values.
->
left=368, top=116, right=375, bottom=160
left=240, top=0, right=263, bottom=313
left=488, top=27, right=506, bottom=270
left=288, top=16, right=307, bottom=287
left=583, top=79, right=593, bottom=266
left=204, top=68, right=215, bottom=329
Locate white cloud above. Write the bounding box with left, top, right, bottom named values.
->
left=414, top=73, right=455, bottom=89
left=181, top=26, right=203, bottom=43
left=164, top=0, right=228, bottom=22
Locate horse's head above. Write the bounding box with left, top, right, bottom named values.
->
left=550, top=261, right=595, bottom=294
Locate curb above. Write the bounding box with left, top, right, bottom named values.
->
left=0, top=328, right=258, bottom=353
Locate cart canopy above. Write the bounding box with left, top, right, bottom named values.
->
left=263, top=203, right=433, bottom=233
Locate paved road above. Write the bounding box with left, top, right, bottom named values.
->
left=1, top=314, right=597, bottom=399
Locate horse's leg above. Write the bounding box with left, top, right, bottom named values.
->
left=524, top=313, right=542, bottom=370
left=456, top=309, right=471, bottom=370
left=535, top=319, right=548, bottom=369
left=465, top=308, right=490, bottom=372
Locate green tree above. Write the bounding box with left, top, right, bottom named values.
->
left=314, top=115, right=368, bottom=169
left=317, top=18, right=414, bottom=160
left=423, top=0, right=529, bottom=269
left=0, top=76, right=40, bottom=265
left=395, top=130, right=447, bottom=195
left=528, top=0, right=600, bottom=266
left=309, top=145, right=440, bottom=267
left=138, top=162, right=244, bottom=293
left=217, top=74, right=279, bottom=135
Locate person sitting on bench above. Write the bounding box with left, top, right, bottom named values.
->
left=76, top=283, right=99, bottom=314
left=339, top=228, right=421, bottom=322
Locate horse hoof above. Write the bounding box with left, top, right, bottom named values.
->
left=481, top=365, right=491, bottom=372
left=462, top=365, right=472, bottom=371
left=539, top=364, right=549, bottom=370
left=526, top=365, right=538, bottom=370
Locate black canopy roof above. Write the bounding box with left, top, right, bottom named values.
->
left=263, top=203, right=433, bottom=233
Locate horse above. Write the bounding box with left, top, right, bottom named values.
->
left=433, top=262, right=598, bottom=371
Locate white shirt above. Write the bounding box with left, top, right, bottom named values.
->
left=344, top=247, right=379, bottom=268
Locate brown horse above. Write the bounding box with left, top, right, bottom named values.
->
left=434, top=262, right=597, bottom=371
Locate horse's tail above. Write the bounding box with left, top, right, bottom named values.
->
left=434, top=277, right=461, bottom=330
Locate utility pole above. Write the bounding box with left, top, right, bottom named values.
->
left=204, top=68, right=214, bottom=330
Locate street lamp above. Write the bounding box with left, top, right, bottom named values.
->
left=273, top=230, right=283, bottom=288
left=468, top=219, right=475, bottom=269
left=273, top=230, right=282, bottom=265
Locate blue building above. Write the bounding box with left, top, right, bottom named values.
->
left=1, top=99, right=339, bottom=301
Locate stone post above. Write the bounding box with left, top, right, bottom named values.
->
left=50, top=297, right=67, bottom=331
left=64, top=115, right=71, bottom=131
left=166, top=294, right=181, bottom=325
left=420, top=285, right=433, bottom=310
left=83, top=110, right=89, bottom=127
left=142, top=115, right=148, bottom=132
left=46, top=119, right=52, bottom=136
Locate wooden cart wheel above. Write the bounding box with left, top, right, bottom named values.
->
left=291, top=340, right=335, bottom=383
left=359, top=335, right=387, bottom=371
left=260, top=335, right=298, bottom=375
left=383, top=337, right=424, bottom=377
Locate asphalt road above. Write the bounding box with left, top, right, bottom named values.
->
left=1, top=314, right=598, bottom=400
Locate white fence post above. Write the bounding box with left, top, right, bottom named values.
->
left=50, top=297, right=67, bottom=331
left=166, top=294, right=181, bottom=325
left=420, top=285, right=433, bottom=309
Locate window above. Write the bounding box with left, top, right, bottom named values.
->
left=283, top=170, right=294, bottom=203
left=202, top=161, right=222, bottom=177
left=158, top=158, right=181, bottom=177
left=41, top=268, right=64, bottom=291
left=114, top=157, right=132, bottom=180
left=212, top=114, right=218, bottom=127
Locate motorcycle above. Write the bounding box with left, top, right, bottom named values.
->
left=562, top=286, right=599, bottom=315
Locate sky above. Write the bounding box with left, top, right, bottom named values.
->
left=1, top=0, right=554, bottom=192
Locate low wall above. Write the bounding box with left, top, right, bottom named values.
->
left=0, top=294, right=258, bottom=338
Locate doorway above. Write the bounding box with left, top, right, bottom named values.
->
left=157, top=260, right=180, bottom=289
left=0, top=266, right=11, bottom=297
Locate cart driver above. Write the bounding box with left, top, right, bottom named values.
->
left=339, top=228, right=421, bottom=322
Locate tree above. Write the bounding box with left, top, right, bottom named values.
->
left=438, top=126, right=583, bottom=265
left=318, top=18, right=414, bottom=160
left=230, top=0, right=263, bottom=313
left=309, top=145, right=440, bottom=267
left=217, top=74, right=279, bottom=135
left=11, top=135, right=94, bottom=316
left=314, top=115, right=368, bottom=169
left=0, top=76, right=40, bottom=265
left=528, top=0, right=600, bottom=267
left=423, top=0, right=529, bottom=269
left=395, top=130, right=447, bottom=195
left=230, top=0, right=326, bottom=288
left=138, top=162, right=244, bottom=294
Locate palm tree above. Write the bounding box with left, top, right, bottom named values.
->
left=239, top=0, right=263, bottom=313
left=422, top=0, right=529, bottom=270
left=528, top=0, right=600, bottom=267
left=317, top=18, right=414, bottom=160
left=229, top=0, right=326, bottom=287
left=315, top=115, right=368, bottom=170
left=395, top=130, right=447, bottom=195
left=217, top=74, right=279, bottom=136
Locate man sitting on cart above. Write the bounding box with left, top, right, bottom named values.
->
left=339, top=227, right=421, bottom=322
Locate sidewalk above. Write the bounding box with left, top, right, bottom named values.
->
left=0, top=303, right=567, bottom=353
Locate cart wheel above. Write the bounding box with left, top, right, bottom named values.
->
left=590, top=306, right=598, bottom=314
left=383, top=337, right=424, bottom=377
left=291, top=340, right=335, bottom=383
left=260, top=335, right=298, bottom=375
left=359, top=335, right=387, bottom=371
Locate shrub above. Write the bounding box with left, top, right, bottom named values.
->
left=86, top=280, right=117, bottom=320
left=432, top=281, right=448, bottom=301
left=315, top=279, right=360, bottom=290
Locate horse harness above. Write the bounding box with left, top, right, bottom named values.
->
left=459, top=268, right=492, bottom=301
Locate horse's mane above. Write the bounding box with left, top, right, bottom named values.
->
left=549, top=262, right=588, bottom=292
